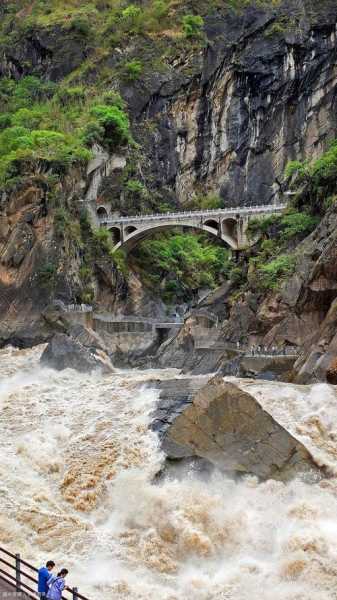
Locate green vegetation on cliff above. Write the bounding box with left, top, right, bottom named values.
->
left=0, top=75, right=131, bottom=186
left=0, top=0, right=331, bottom=311
left=131, top=233, right=231, bottom=302
left=286, top=140, right=337, bottom=212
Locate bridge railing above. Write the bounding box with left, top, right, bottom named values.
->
left=99, top=204, right=287, bottom=225
left=0, top=547, right=89, bottom=600
left=64, top=304, right=93, bottom=313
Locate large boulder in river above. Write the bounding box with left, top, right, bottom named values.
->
left=40, top=333, right=114, bottom=374
left=155, top=376, right=320, bottom=480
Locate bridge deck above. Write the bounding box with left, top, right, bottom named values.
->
left=101, top=203, right=287, bottom=225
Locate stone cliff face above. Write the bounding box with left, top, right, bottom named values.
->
left=2, top=0, right=337, bottom=354
left=157, top=203, right=337, bottom=383
left=133, top=0, right=337, bottom=206
left=28, top=0, right=337, bottom=211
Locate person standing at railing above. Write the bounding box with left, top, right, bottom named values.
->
left=47, top=569, right=69, bottom=600
left=38, top=560, right=55, bottom=600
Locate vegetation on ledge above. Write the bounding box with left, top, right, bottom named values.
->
left=130, top=232, right=231, bottom=303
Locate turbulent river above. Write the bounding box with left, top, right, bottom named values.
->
left=2, top=345, right=337, bottom=600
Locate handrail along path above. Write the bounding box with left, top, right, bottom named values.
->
left=0, top=547, right=89, bottom=600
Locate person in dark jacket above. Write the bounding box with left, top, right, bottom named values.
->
left=38, top=561, right=55, bottom=600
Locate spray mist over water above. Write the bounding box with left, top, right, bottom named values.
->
left=1, top=346, right=337, bottom=599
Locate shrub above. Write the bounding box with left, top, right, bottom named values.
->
left=285, top=160, right=308, bottom=181
left=125, top=179, right=147, bottom=195
left=152, top=0, right=169, bottom=20
left=82, top=121, right=105, bottom=146
left=280, top=210, right=319, bottom=240
left=11, top=107, right=46, bottom=129
left=79, top=264, right=93, bottom=283
left=70, top=16, right=91, bottom=36
left=121, top=5, right=143, bottom=33
left=229, top=266, right=244, bottom=285
left=121, top=60, right=143, bottom=82
left=133, top=233, right=231, bottom=302
left=247, top=214, right=281, bottom=237
left=0, top=127, right=91, bottom=184
left=182, top=14, right=204, bottom=38
left=56, top=86, right=86, bottom=106
left=285, top=140, right=337, bottom=213
left=256, top=254, right=296, bottom=290
left=311, top=141, right=337, bottom=189
left=101, top=91, right=125, bottom=109
left=89, top=104, right=131, bottom=146
left=92, top=227, right=114, bottom=257
left=12, top=76, right=57, bottom=107
left=0, top=114, right=12, bottom=130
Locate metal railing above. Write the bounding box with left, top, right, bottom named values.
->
left=0, top=547, right=89, bottom=600
left=99, top=203, right=287, bottom=225
left=93, top=314, right=183, bottom=325
left=64, top=304, right=93, bottom=313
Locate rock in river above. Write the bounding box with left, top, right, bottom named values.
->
left=154, top=376, right=320, bottom=480
left=40, top=333, right=114, bottom=374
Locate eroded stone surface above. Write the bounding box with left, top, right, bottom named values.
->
left=155, top=376, right=320, bottom=480
left=40, top=333, right=114, bottom=374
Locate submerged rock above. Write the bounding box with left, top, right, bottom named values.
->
left=155, top=376, right=320, bottom=480
left=40, top=333, right=114, bottom=374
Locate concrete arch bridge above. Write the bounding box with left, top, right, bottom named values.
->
left=97, top=204, right=287, bottom=252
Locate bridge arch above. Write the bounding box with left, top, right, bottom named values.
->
left=125, top=225, right=138, bottom=235
left=108, top=226, right=121, bottom=245
left=113, top=221, right=238, bottom=253
left=204, top=219, right=219, bottom=232
left=222, top=218, right=237, bottom=238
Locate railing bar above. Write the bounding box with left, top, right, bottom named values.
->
left=0, top=568, right=37, bottom=593
left=0, top=549, right=90, bottom=600
left=0, top=573, right=37, bottom=600
left=73, top=592, right=91, bottom=600
left=19, top=568, right=38, bottom=584
left=0, top=568, right=17, bottom=582
left=0, top=547, right=17, bottom=559
left=0, top=548, right=38, bottom=573
left=20, top=558, right=38, bottom=572
left=102, top=203, right=287, bottom=225
left=0, top=557, right=16, bottom=570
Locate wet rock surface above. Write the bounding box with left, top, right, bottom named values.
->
left=153, top=376, right=320, bottom=480
left=40, top=333, right=114, bottom=374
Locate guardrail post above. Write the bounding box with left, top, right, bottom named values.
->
left=15, top=553, right=21, bottom=592
left=73, top=587, right=79, bottom=600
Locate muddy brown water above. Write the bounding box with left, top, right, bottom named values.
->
left=1, top=345, right=337, bottom=600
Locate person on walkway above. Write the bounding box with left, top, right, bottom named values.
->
left=47, top=569, right=69, bottom=600
left=38, top=561, right=55, bottom=600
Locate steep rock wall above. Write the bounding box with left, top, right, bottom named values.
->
left=141, top=1, right=337, bottom=205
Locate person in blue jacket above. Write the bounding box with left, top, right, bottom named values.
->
left=38, top=561, right=55, bottom=600
left=47, top=569, right=69, bottom=600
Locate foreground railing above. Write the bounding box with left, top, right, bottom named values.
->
left=0, top=547, right=89, bottom=600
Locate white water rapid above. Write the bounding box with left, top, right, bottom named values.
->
left=2, top=345, right=337, bottom=600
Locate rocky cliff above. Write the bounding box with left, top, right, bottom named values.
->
left=1, top=0, right=337, bottom=357
left=156, top=202, right=337, bottom=382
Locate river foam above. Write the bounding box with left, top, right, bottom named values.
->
left=1, top=346, right=337, bottom=599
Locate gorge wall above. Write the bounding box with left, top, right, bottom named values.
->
left=1, top=0, right=337, bottom=366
